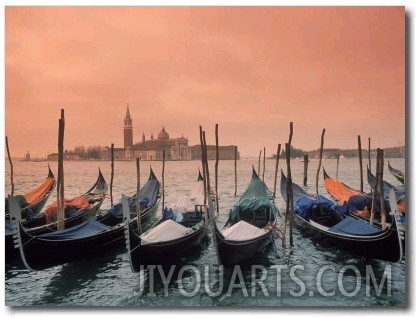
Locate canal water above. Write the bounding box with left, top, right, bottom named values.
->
left=4, top=157, right=406, bottom=308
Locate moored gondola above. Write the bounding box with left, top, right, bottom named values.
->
left=10, top=168, right=160, bottom=270
left=97, top=167, right=160, bottom=227
left=6, top=169, right=108, bottom=261
left=5, top=165, right=56, bottom=220
left=124, top=170, right=210, bottom=272
left=213, top=168, right=277, bottom=266
left=281, top=171, right=403, bottom=263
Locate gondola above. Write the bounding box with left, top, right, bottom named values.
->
left=323, top=167, right=405, bottom=217
left=97, top=167, right=160, bottom=227
left=281, top=171, right=403, bottom=262
left=388, top=161, right=405, bottom=185
left=6, top=169, right=107, bottom=261
left=10, top=168, right=160, bottom=271
left=124, top=170, right=210, bottom=272
left=5, top=165, right=56, bottom=220
left=323, top=168, right=406, bottom=252
left=213, top=168, right=277, bottom=266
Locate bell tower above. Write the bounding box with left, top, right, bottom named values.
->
left=124, top=104, right=133, bottom=149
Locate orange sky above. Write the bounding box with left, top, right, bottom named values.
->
left=4, top=6, right=405, bottom=158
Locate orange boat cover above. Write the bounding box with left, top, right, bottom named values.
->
left=324, top=177, right=362, bottom=205
left=44, top=196, right=90, bottom=224
left=23, top=177, right=56, bottom=204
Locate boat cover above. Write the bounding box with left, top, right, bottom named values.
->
left=38, top=220, right=111, bottom=240
left=23, top=177, right=55, bottom=204
left=221, top=220, right=268, bottom=241
left=324, top=174, right=403, bottom=214
left=109, top=177, right=160, bottom=217
left=324, top=177, right=362, bottom=205
left=328, top=217, right=383, bottom=236
left=294, top=195, right=350, bottom=221
left=228, top=172, right=276, bottom=225
left=140, top=219, right=192, bottom=245
left=44, top=196, right=91, bottom=223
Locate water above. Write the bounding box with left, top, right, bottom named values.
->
left=4, top=158, right=406, bottom=307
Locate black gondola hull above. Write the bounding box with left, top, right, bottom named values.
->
left=6, top=200, right=104, bottom=261
left=128, top=222, right=208, bottom=272
left=214, top=226, right=274, bottom=266
left=11, top=200, right=160, bottom=269
left=293, top=214, right=402, bottom=263
left=17, top=222, right=125, bottom=271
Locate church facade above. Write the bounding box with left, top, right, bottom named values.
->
left=110, top=105, right=239, bottom=161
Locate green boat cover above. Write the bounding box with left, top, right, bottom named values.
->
left=227, top=169, right=276, bottom=225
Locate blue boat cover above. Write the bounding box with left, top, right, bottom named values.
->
left=294, top=195, right=350, bottom=221
left=109, top=177, right=159, bottom=217
left=328, top=217, right=383, bottom=236
left=38, top=220, right=111, bottom=240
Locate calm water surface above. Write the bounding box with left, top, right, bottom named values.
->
left=4, top=158, right=406, bottom=307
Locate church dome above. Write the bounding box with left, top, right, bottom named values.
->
left=157, top=127, right=170, bottom=140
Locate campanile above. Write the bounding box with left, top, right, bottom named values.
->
left=124, top=104, right=133, bottom=148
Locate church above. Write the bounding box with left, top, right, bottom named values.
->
left=109, top=105, right=239, bottom=161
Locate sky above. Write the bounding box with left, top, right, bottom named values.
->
left=4, top=5, right=405, bottom=158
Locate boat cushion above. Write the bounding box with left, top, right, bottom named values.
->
left=328, top=217, right=384, bottom=236
left=221, top=220, right=268, bottom=241
left=38, top=220, right=111, bottom=240
left=140, top=219, right=192, bottom=245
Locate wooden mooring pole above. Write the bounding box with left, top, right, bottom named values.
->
left=273, top=144, right=281, bottom=198
left=203, top=131, right=211, bottom=199
left=303, top=154, right=309, bottom=186
left=262, top=147, right=266, bottom=182
left=368, top=137, right=372, bottom=171
left=5, top=136, right=14, bottom=196
left=57, top=109, right=65, bottom=230
left=199, top=126, right=207, bottom=206
left=370, top=148, right=380, bottom=225
left=234, top=146, right=238, bottom=196
left=379, top=149, right=386, bottom=230
left=358, top=135, right=364, bottom=193
left=215, top=124, right=219, bottom=214
left=110, top=143, right=114, bottom=207
left=315, top=129, right=325, bottom=196
left=136, top=157, right=142, bottom=234
left=162, top=150, right=165, bottom=212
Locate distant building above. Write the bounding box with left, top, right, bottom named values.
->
left=46, top=105, right=240, bottom=161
